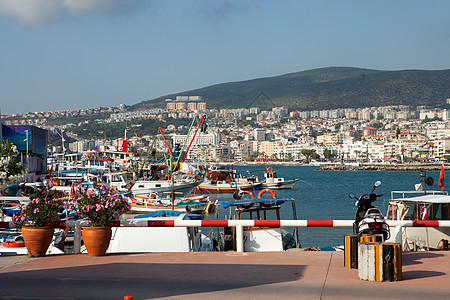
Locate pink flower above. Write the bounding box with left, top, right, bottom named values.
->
left=33, top=208, right=39, bottom=213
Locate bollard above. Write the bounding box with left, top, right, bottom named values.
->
left=358, top=242, right=379, bottom=281
left=376, top=243, right=402, bottom=282
left=358, top=242, right=402, bottom=282
left=344, top=234, right=359, bottom=269
left=360, top=234, right=383, bottom=243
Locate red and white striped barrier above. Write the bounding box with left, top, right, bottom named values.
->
left=2, top=220, right=450, bottom=229
left=3, top=219, right=450, bottom=253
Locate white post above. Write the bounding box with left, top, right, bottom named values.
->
left=73, top=222, right=82, bottom=254
left=236, top=225, right=244, bottom=252
left=393, top=225, right=403, bottom=245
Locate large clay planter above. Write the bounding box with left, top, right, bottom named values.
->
left=82, top=227, right=112, bottom=256
left=21, top=227, right=54, bottom=257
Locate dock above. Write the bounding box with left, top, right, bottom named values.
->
left=1, top=251, right=449, bottom=299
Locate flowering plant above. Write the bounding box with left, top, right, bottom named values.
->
left=12, top=183, right=65, bottom=227
left=72, top=183, right=130, bottom=227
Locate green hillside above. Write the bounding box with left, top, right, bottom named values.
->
left=132, top=67, right=450, bottom=111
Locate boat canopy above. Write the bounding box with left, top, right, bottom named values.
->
left=391, top=194, right=450, bottom=204
left=221, top=198, right=289, bottom=209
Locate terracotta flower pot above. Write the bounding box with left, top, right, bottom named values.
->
left=82, top=227, right=112, bottom=256
left=21, top=227, right=54, bottom=257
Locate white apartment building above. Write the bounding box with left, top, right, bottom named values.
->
left=172, top=132, right=220, bottom=147
left=254, top=128, right=266, bottom=141
left=316, top=134, right=336, bottom=145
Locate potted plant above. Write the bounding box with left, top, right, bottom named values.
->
left=73, top=183, right=130, bottom=256
left=12, top=182, right=65, bottom=257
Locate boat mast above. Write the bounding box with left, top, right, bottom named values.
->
left=56, top=128, right=66, bottom=155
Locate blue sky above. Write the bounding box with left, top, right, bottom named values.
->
left=1, top=0, right=450, bottom=115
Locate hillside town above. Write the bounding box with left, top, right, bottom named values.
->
left=2, top=96, right=450, bottom=168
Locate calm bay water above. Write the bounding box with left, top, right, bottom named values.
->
left=207, top=165, right=443, bottom=248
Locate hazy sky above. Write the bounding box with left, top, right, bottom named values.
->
left=1, top=0, right=449, bottom=115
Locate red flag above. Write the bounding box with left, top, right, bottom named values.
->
left=134, top=133, right=139, bottom=137
left=420, top=206, right=429, bottom=220
left=70, top=183, right=75, bottom=196
left=439, top=164, right=444, bottom=191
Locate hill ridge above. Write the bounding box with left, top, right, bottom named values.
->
left=131, top=67, right=450, bottom=111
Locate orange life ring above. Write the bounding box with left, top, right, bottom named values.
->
left=2, top=241, right=25, bottom=248
left=258, top=188, right=276, bottom=198
left=267, top=167, right=273, bottom=173
left=242, top=190, right=255, bottom=199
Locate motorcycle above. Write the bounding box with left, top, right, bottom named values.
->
left=349, top=180, right=390, bottom=241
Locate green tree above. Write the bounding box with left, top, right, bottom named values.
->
left=323, top=149, right=332, bottom=160
left=301, top=149, right=317, bottom=164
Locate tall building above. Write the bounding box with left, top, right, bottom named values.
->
left=187, top=102, right=197, bottom=111
left=166, top=102, right=176, bottom=110
left=254, top=128, right=266, bottom=141
left=176, top=102, right=186, bottom=110
left=197, top=102, right=206, bottom=110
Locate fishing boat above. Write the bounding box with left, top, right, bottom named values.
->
left=193, top=180, right=253, bottom=193
left=127, top=193, right=216, bottom=214
left=131, top=178, right=202, bottom=198
left=205, top=165, right=233, bottom=181
left=385, top=190, right=450, bottom=250
left=220, top=189, right=300, bottom=251
left=260, top=167, right=298, bottom=190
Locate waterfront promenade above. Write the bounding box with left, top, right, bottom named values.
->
left=0, top=251, right=449, bottom=300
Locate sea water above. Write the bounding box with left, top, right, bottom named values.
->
left=207, top=165, right=443, bottom=248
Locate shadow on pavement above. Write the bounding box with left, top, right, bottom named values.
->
left=0, top=262, right=305, bottom=299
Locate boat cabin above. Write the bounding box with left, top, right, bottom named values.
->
left=386, top=191, right=450, bottom=250
left=222, top=196, right=299, bottom=252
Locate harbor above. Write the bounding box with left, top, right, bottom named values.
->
left=1, top=251, right=450, bottom=299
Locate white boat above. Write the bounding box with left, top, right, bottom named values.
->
left=385, top=190, right=450, bottom=250
left=131, top=178, right=202, bottom=198
left=106, top=212, right=213, bottom=253
left=260, top=167, right=298, bottom=190
left=100, top=171, right=131, bottom=193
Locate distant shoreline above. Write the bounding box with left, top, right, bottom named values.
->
left=232, top=161, right=446, bottom=171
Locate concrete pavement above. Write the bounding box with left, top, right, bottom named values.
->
left=0, top=251, right=449, bottom=300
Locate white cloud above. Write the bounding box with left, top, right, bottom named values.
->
left=0, top=0, right=147, bottom=25
left=63, top=0, right=145, bottom=15
left=0, top=0, right=63, bottom=25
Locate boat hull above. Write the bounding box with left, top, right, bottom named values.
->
left=193, top=182, right=252, bottom=193
left=260, top=179, right=298, bottom=190
left=387, top=227, right=450, bottom=250
left=131, top=180, right=201, bottom=197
